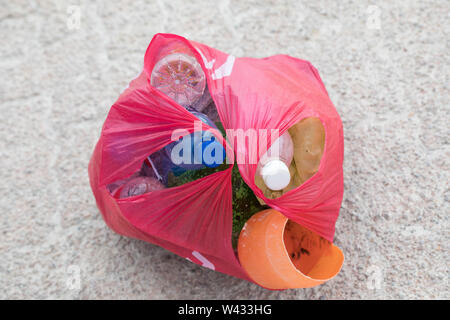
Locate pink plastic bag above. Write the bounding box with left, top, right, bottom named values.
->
left=88, top=33, right=344, bottom=282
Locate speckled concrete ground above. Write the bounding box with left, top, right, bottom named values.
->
left=0, top=0, right=448, bottom=299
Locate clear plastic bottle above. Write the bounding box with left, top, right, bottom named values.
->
left=191, top=85, right=213, bottom=112
left=118, top=176, right=165, bottom=198
left=148, top=50, right=224, bottom=183
left=256, top=132, right=294, bottom=191
left=150, top=53, right=206, bottom=108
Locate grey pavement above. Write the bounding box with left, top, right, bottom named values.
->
left=0, top=0, right=448, bottom=299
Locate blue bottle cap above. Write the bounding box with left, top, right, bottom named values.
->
left=199, top=135, right=226, bottom=168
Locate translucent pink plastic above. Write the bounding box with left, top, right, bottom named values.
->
left=88, top=33, right=344, bottom=284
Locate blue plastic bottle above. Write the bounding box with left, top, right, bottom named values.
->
left=165, top=111, right=224, bottom=169
left=145, top=111, right=225, bottom=185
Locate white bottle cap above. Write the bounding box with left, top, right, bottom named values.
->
left=260, top=159, right=291, bottom=191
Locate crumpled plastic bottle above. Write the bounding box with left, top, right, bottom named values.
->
left=119, top=176, right=165, bottom=198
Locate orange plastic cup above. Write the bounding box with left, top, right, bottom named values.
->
left=238, top=209, right=344, bottom=289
